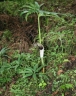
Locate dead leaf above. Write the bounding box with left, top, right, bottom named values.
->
left=57, top=69, right=63, bottom=75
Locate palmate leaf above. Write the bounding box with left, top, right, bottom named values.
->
left=40, top=3, right=44, bottom=7
left=0, top=62, right=11, bottom=74
left=18, top=67, right=33, bottom=74
left=25, top=9, right=39, bottom=21
left=21, top=2, right=40, bottom=10
left=20, top=10, right=28, bottom=16
left=21, top=8, right=39, bottom=21
left=25, top=67, right=33, bottom=73
left=65, top=84, right=73, bottom=89
left=19, top=67, right=33, bottom=78
left=33, top=73, right=37, bottom=80
left=33, top=64, right=45, bottom=73
left=36, top=65, right=44, bottom=72
left=20, top=2, right=41, bottom=17
left=30, top=2, right=39, bottom=9
left=21, top=4, right=33, bottom=9
left=39, top=10, right=59, bottom=17
left=35, top=2, right=40, bottom=9
left=25, top=5, right=33, bottom=9
left=0, top=47, right=8, bottom=57
left=35, top=2, right=44, bottom=8
left=25, top=2, right=41, bottom=10
left=20, top=1, right=60, bottom=22
left=25, top=11, right=32, bottom=21
left=24, top=73, right=33, bottom=78
left=33, top=64, right=38, bottom=73
left=60, top=83, right=73, bottom=90
left=23, top=69, right=33, bottom=78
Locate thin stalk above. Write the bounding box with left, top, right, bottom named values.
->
left=41, top=57, right=44, bottom=73
left=38, top=15, right=45, bottom=73
left=38, top=15, right=41, bottom=44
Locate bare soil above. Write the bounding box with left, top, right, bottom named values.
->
left=0, top=14, right=38, bottom=53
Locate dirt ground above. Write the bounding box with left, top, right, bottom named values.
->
left=0, top=14, right=38, bottom=53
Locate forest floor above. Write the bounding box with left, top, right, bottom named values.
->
left=0, top=0, right=76, bottom=96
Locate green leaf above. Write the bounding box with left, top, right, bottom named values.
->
left=35, top=2, right=40, bottom=8
left=63, top=59, right=70, bottom=62
left=62, top=93, right=64, bottom=96
left=0, top=47, right=8, bottom=57
left=74, top=70, right=76, bottom=73
left=22, top=4, right=34, bottom=9
left=39, top=83, right=42, bottom=87
left=36, top=65, right=43, bottom=72
left=40, top=3, right=44, bottom=7
left=65, top=84, right=73, bottom=89
left=60, top=83, right=73, bottom=91
left=33, top=64, right=38, bottom=72
left=24, top=73, right=32, bottom=78
left=25, top=67, right=33, bottom=73
left=38, top=10, right=59, bottom=17
left=33, top=73, right=37, bottom=80
left=20, top=10, right=28, bottom=16
left=30, top=3, right=37, bottom=8
left=25, top=11, right=32, bottom=21
left=25, top=5, right=33, bottom=9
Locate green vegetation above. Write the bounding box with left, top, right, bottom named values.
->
left=0, top=0, right=76, bottom=96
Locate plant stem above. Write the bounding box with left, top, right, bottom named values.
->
left=41, top=57, right=44, bottom=73
left=38, top=15, right=45, bottom=73
left=38, top=15, right=41, bottom=44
